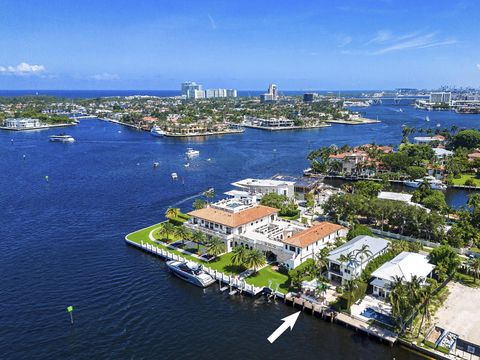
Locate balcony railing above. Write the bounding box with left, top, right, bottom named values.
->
left=184, top=223, right=233, bottom=239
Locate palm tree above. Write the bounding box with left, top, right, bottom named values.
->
left=467, top=257, right=480, bottom=283
left=205, top=236, right=226, bottom=258
left=157, top=222, right=176, bottom=242
left=191, top=230, right=206, bottom=251
left=203, top=188, right=215, bottom=204
left=244, top=249, right=266, bottom=272
left=417, top=281, right=435, bottom=337
left=388, top=276, right=409, bottom=331
left=315, top=282, right=329, bottom=303
left=339, top=251, right=359, bottom=270
left=165, top=207, right=180, bottom=220
left=354, top=244, right=372, bottom=266
left=192, top=198, right=207, bottom=210
left=231, top=246, right=248, bottom=266
left=343, top=279, right=359, bottom=308
left=175, top=225, right=191, bottom=246
left=315, top=251, right=329, bottom=276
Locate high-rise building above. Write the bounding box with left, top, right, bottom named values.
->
left=429, top=92, right=451, bottom=104
left=182, top=82, right=237, bottom=99
left=303, top=93, right=315, bottom=103
left=181, top=81, right=203, bottom=97
left=260, top=84, right=279, bottom=103
left=268, top=84, right=278, bottom=99
left=226, top=89, right=237, bottom=98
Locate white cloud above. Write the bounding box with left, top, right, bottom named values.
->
left=371, top=32, right=456, bottom=55
left=477, top=64, right=480, bottom=71
left=90, top=73, right=119, bottom=81
left=365, top=30, right=392, bottom=44
left=337, top=35, right=352, bottom=48
left=0, top=62, right=46, bottom=75
left=343, top=31, right=457, bottom=56
left=207, top=14, right=217, bottom=30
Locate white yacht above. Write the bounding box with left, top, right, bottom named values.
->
left=150, top=126, right=165, bottom=137
left=186, top=148, right=200, bottom=158
left=49, top=134, right=75, bottom=143
left=166, top=260, right=215, bottom=287
left=403, top=176, right=447, bottom=190
left=171, top=172, right=178, bottom=180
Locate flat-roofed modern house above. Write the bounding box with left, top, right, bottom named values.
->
left=370, top=252, right=435, bottom=299
left=230, top=178, right=295, bottom=199
left=327, top=235, right=390, bottom=284
left=271, top=174, right=321, bottom=201
left=186, top=197, right=346, bottom=269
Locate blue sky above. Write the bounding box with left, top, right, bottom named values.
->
left=0, top=0, right=479, bottom=90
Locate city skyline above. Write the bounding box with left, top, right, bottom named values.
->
left=1, top=0, right=480, bottom=90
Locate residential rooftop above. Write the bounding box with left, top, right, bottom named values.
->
left=327, top=235, right=389, bottom=264
left=282, top=222, right=346, bottom=248
left=188, top=204, right=278, bottom=228
left=371, top=251, right=435, bottom=283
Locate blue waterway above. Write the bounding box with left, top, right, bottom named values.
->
left=1, top=99, right=479, bottom=359
left=0, top=89, right=374, bottom=98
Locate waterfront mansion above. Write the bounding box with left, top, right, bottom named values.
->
left=327, top=235, right=390, bottom=285
left=186, top=197, right=346, bottom=269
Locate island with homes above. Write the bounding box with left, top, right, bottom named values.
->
left=126, top=160, right=480, bottom=359
left=0, top=83, right=380, bottom=135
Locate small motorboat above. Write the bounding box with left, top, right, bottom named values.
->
left=171, top=172, right=178, bottom=180
left=153, top=162, right=160, bottom=168
left=186, top=148, right=200, bottom=158
left=184, top=163, right=190, bottom=168
left=49, top=134, right=75, bottom=143
left=166, top=260, right=215, bottom=287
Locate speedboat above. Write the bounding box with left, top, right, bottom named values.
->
left=403, top=176, right=447, bottom=190
left=186, top=148, right=200, bottom=158
left=49, top=134, right=75, bottom=143
left=150, top=125, right=165, bottom=137
left=153, top=162, right=160, bottom=168
left=184, top=163, right=190, bottom=167
left=171, top=172, right=178, bottom=179
left=166, top=260, right=215, bottom=287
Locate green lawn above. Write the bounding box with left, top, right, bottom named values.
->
left=205, top=252, right=246, bottom=275
left=450, top=173, right=480, bottom=186
left=244, top=266, right=290, bottom=294
left=126, top=224, right=244, bottom=274
left=126, top=223, right=291, bottom=291
left=454, top=272, right=480, bottom=288
left=126, top=223, right=200, bottom=263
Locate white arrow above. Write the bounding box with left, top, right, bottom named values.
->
left=267, top=311, right=301, bottom=344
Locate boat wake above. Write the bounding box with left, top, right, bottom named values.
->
left=169, top=191, right=205, bottom=207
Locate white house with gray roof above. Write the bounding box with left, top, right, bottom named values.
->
left=370, top=252, right=435, bottom=299
left=327, top=235, right=390, bottom=285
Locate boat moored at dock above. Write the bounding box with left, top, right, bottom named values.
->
left=150, top=126, right=165, bottom=137
left=166, top=260, right=215, bottom=287
left=403, top=175, right=447, bottom=190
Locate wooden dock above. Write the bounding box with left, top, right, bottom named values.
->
left=124, top=237, right=264, bottom=296
left=284, top=294, right=397, bottom=346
